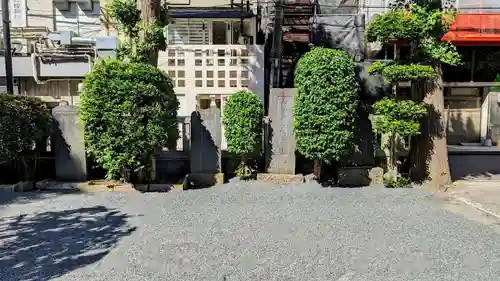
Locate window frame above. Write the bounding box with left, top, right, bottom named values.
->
left=166, top=18, right=255, bottom=45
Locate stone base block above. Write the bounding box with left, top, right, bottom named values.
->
left=79, top=181, right=137, bottom=192
left=184, top=173, right=224, bottom=190
left=12, top=181, right=36, bottom=192
left=257, top=173, right=304, bottom=184
left=337, top=166, right=383, bottom=187
left=369, top=167, right=384, bottom=185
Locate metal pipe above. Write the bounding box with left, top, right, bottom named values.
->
left=71, top=36, right=96, bottom=44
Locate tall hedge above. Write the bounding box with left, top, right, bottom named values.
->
left=293, top=47, right=359, bottom=165
left=78, top=59, right=179, bottom=181
left=222, top=90, right=263, bottom=174
left=0, top=95, right=52, bottom=181
left=0, top=95, right=52, bottom=159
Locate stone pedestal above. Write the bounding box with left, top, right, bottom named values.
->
left=52, top=104, right=87, bottom=181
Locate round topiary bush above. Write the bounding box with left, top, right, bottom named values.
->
left=78, top=59, right=179, bottom=181
left=222, top=90, right=264, bottom=175
left=293, top=47, right=359, bottom=175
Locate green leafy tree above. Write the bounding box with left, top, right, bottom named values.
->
left=222, top=90, right=264, bottom=176
left=372, top=97, right=427, bottom=187
left=366, top=1, right=461, bottom=187
left=0, top=95, right=52, bottom=182
left=107, top=0, right=169, bottom=65
left=78, top=59, right=179, bottom=181
left=294, top=47, right=360, bottom=178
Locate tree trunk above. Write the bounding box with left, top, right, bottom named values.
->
left=313, top=160, right=322, bottom=179
left=387, top=133, right=396, bottom=172
left=408, top=64, right=451, bottom=188
left=139, top=0, right=161, bottom=66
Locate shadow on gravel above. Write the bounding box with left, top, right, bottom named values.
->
left=0, top=189, right=83, bottom=207
left=0, top=205, right=137, bottom=281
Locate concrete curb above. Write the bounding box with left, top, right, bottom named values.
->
left=451, top=195, right=500, bottom=220
left=78, top=183, right=138, bottom=193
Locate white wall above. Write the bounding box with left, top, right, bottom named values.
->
left=53, top=1, right=103, bottom=36
left=0, top=0, right=103, bottom=35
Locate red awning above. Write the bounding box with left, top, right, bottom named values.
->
left=442, top=14, right=500, bottom=45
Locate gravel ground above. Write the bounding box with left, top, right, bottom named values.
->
left=1, top=183, right=500, bottom=281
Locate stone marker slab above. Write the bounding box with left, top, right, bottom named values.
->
left=189, top=100, right=223, bottom=187
left=266, top=88, right=296, bottom=174
left=52, top=105, right=87, bottom=181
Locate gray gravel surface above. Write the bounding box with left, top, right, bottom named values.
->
left=1, top=183, right=500, bottom=281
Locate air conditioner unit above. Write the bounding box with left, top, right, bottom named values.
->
left=60, top=30, right=75, bottom=45
left=53, top=0, right=69, bottom=11
left=68, top=0, right=91, bottom=4
left=69, top=0, right=93, bottom=10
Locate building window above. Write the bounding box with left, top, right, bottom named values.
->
left=231, top=21, right=253, bottom=44
left=167, top=19, right=208, bottom=45
left=212, top=21, right=228, bottom=44
left=167, top=19, right=253, bottom=45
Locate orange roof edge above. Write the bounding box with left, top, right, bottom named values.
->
left=441, top=13, right=500, bottom=44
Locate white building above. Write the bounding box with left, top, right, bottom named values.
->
left=0, top=0, right=104, bottom=105
left=159, top=0, right=265, bottom=150
left=0, top=0, right=265, bottom=151
left=161, top=1, right=265, bottom=118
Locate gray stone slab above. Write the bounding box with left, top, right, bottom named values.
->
left=190, top=102, right=221, bottom=174
left=266, top=88, right=296, bottom=174
left=52, top=105, right=87, bottom=181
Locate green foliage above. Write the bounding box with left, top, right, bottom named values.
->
left=365, top=4, right=461, bottom=68
left=0, top=95, right=52, bottom=181
left=293, top=47, right=359, bottom=164
left=107, top=0, right=169, bottom=63
left=78, top=59, right=179, bottom=180
left=420, top=38, right=461, bottom=66
left=365, top=10, right=425, bottom=44
left=368, top=61, right=436, bottom=83
left=0, top=95, right=52, bottom=161
left=222, top=91, right=263, bottom=175
left=107, top=0, right=140, bottom=37
left=383, top=174, right=411, bottom=188
left=489, top=74, right=500, bottom=93
left=372, top=97, right=427, bottom=136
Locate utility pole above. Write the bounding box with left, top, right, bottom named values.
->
left=2, top=0, right=14, bottom=94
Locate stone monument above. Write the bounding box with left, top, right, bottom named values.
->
left=187, top=97, right=224, bottom=188
left=266, top=88, right=296, bottom=174
left=52, top=102, right=87, bottom=181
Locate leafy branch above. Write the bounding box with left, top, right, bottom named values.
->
left=368, top=61, right=436, bottom=83
left=107, top=0, right=169, bottom=63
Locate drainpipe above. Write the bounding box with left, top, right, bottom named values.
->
left=31, top=51, right=92, bottom=84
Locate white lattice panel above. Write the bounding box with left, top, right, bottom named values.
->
left=158, top=44, right=265, bottom=117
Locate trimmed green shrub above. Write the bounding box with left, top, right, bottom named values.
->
left=222, top=90, right=264, bottom=176
left=0, top=95, right=52, bottom=180
left=78, top=59, right=179, bottom=181
left=372, top=97, right=427, bottom=187
left=372, top=97, right=427, bottom=138
left=293, top=47, right=359, bottom=170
